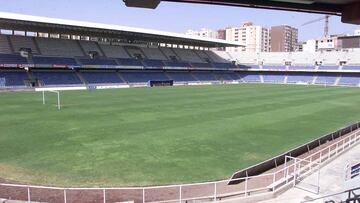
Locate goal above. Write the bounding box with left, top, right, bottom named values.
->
left=42, top=90, right=61, bottom=110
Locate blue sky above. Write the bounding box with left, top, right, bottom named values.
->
left=1, top=0, right=359, bottom=41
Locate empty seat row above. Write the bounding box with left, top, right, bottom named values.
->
left=0, top=70, right=29, bottom=86
left=1, top=70, right=359, bottom=88
left=32, top=71, right=82, bottom=86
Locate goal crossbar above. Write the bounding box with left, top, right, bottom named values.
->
left=42, top=90, right=61, bottom=110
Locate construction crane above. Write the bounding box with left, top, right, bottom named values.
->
left=302, top=15, right=330, bottom=37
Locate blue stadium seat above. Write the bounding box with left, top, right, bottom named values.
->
left=213, top=63, right=236, bottom=69
left=338, top=75, right=360, bottom=86
left=215, top=72, right=239, bottom=80
left=79, top=58, right=117, bottom=66
left=262, top=65, right=286, bottom=70
left=143, top=59, right=165, bottom=67
left=342, top=65, right=360, bottom=70
left=263, top=73, right=285, bottom=83
left=191, top=62, right=213, bottom=68
left=318, top=65, right=339, bottom=70
left=33, top=56, right=78, bottom=66
left=192, top=72, right=217, bottom=81
left=117, top=58, right=143, bottom=66
left=238, top=64, right=259, bottom=69
left=239, top=73, right=261, bottom=82
left=289, top=65, right=315, bottom=70
left=81, top=71, right=124, bottom=84
left=167, top=72, right=197, bottom=82
left=32, top=71, right=82, bottom=86
left=120, top=71, right=169, bottom=83
left=0, top=70, right=29, bottom=87
left=0, top=54, right=28, bottom=64
left=164, top=61, right=191, bottom=67
left=287, top=74, right=314, bottom=83
left=315, top=74, right=337, bottom=85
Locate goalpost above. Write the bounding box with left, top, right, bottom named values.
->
left=42, top=90, right=61, bottom=110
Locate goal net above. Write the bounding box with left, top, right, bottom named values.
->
left=42, top=90, right=61, bottom=110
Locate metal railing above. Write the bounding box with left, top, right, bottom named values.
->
left=0, top=130, right=359, bottom=203
left=301, top=187, right=360, bottom=203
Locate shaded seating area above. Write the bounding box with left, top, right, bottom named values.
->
left=81, top=71, right=124, bottom=84
left=117, top=58, right=143, bottom=66
left=239, top=73, right=261, bottom=82
left=120, top=71, right=169, bottom=83
left=79, top=58, right=117, bottom=66
left=167, top=72, right=197, bottom=82
left=0, top=70, right=29, bottom=87
left=143, top=59, right=165, bottom=67
left=32, top=71, right=82, bottom=86
left=0, top=54, right=28, bottom=64
left=33, top=56, right=78, bottom=66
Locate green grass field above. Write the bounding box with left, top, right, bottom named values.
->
left=0, top=84, right=360, bottom=187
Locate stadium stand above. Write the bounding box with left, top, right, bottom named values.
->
left=79, top=58, right=118, bottom=66
left=190, top=62, right=213, bottom=68
left=263, top=73, right=286, bottom=83
left=79, top=40, right=104, bottom=56
left=80, top=71, right=124, bottom=84
left=125, top=46, right=146, bottom=59
left=315, top=74, right=338, bottom=85
left=0, top=70, right=29, bottom=87
left=172, top=48, right=204, bottom=62
left=205, top=51, right=230, bottom=63
left=164, top=60, right=191, bottom=67
left=289, top=65, right=315, bottom=70
left=120, top=71, right=169, bottom=83
left=36, top=38, right=84, bottom=57
left=262, top=65, right=287, bottom=70
left=241, top=73, right=261, bottom=82
left=159, top=47, right=178, bottom=60
left=10, top=35, right=39, bottom=54
left=141, top=47, right=167, bottom=60
left=98, top=43, right=130, bottom=58
left=167, top=71, right=197, bottom=82
left=0, top=33, right=360, bottom=89
left=191, top=71, right=217, bottom=81
left=0, top=54, right=28, bottom=64
left=143, top=59, right=165, bottom=67
left=194, top=50, right=211, bottom=62
left=342, top=65, right=360, bottom=70
left=32, top=56, right=78, bottom=66
left=0, top=35, right=12, bottom=54
left=32, top=70, right=82, bottom=86
left=287, top=73, right=314, bottom=84
left=338, top=75, right=360, bottom=86
left=238, top=64, right=259, bottom=69
left=318, top=65, right=339, bottom=70
left=214, top=62, right=236, bottom=69
left=117, top=58, right=143, bottom=67
left=215, top=72, right=239, bottom=80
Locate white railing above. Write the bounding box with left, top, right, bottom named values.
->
left=0, top=129, right=359, bottom=203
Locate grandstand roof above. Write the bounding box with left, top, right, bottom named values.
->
left=0, top=12, right=243, bottom=48
left=124, top=0, right=360, bottom=25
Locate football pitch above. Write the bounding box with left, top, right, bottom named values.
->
left=0, top=84, right=359, bottom=187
